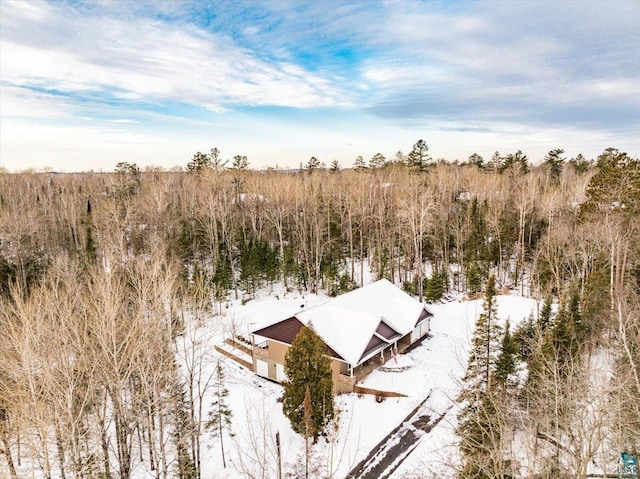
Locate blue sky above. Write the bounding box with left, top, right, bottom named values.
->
left=1, top=0, right=638, bottom=171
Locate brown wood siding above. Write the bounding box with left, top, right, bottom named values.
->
left=268, top=341, right=289, bottom=363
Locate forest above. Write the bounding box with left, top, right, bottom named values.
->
left=0, top=145, right=638, bottom=479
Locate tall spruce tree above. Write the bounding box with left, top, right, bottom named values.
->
left=464, top=274, right=502, bottom=391
left=206, top=361, right=233, bottom=468
left=494, top=320, right=518, bottom=393
left=539, top=296, right=553, bottom=331
left=458, top=274, right=510, bottom=478
left=282, top=325, right=334, bottom=440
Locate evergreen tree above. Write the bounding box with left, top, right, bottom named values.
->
left=466, top=264, right=483, bottom=295
left=231, top=154, right=249, bottom=170
left=539, top=296, right=553, bottom=331
left=463, top=274, right=502, bottom=391
left=500, top=150, right=529, bottom=174
left=114, top=161, right=141, bottom=194
left=173, top=380, right=198, bottom=479
left=393, top=150, right=406, bottom=165
left=513, top=313, right=537, bottom=362
left=329, top=159, right=341, bottom=173
left=302, top=386, right=314, bottom=479
left=488, top=151, right=503, bottom=173
left=282, top=325, right=334, bottom=440
left=209, top=147, right=228, bottom=171
left=543, top=148, right=565, bottom=182
left=425, top=271, right=446, bottom=302
left=407, top=139, right=432, bottom=171
left=543, top=303, right=579, bottom=367
left=353, top=155, right=367, bottom=170
left=206, top=361, right=233, bottom=468
left=369, top=152, right=387, bottom=169
left=305, top=156, right=321, bottom=173
left=494, top=320, right=518, bottom=392
left=458, top=275, right=511, bottom=478
left=581, top=147, right=640, bottom=217
left=568, top=153, right=590, bottom=174
left=567, top=289, right=583, bottom=340
left=468, top=153, right=484, bottom=170
left=186, top=152, right=212, bottom=173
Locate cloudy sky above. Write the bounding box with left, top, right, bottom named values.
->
left=1, top=0, right=638, bottom=172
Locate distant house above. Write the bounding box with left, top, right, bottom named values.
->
left=250, top=279, right=433, bottom=393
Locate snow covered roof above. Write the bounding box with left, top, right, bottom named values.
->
left=295, top=279, right=428, bottom=366
left=322, top=278, right=428, bottom=335
left=250, top=279, right=430, bottom=367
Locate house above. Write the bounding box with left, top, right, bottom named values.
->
left=250, top=279, right=433, bottom=393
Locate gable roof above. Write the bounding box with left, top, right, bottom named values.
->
left=251, top=279, right=430, bottom=367
left=297, top=279, right=428, bottom=366
left=252, top=316, right=304, bottom=345
left=252, top=316, right=345, bottom=361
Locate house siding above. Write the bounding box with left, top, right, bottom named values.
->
left=252, top=339, right=354, bottom=394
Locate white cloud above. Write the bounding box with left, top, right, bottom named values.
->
left=0, top=0, right=347, bottom=115
left=1, top=0, right=638, bottom=172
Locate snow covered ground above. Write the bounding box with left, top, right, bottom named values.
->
left=189, top=284, right=539, bottom=479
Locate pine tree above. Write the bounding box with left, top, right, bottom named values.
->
left=186, top=152, right=212, bottom=173
left=543, top=148, right=565, bottom=183
left=500, top=150, right=529, bottom=174
left=567, top=289, right=584, bottom=340
left=457, top=390, right=505, bottom=479
left=209, top=147, right=228, bottom=171
left=543, top=302, right=579, bottom=368
left=494, top=320, right=518, bottom=393
left=568, top=153, right=590, bottom=174
left=231, top=154, right=249, bottom=170
left=464, top=274, right=502, bottom=391
left=488, top=151, right=503, bottom=173
left=282, top=325, right=334, bottom=440
left=581, top=147, right=640, bottom=217
left=407, top=139, right=432, bottom=171
left=329, top=159, right=341, bottom=173
left=206, top=361, right=233, bottom=468
left=173, top=380, right=198, bottom=479
left=458, top=274, right=510, bottom=478
left=539, top=296, right=553, bottom=331
left=468, top=153, right=484, bottom=170
left=369, top=152, right=387, bottom=169
left=353, top=155, right=367, bottom=170
left=466, top=264, right=483, bottom=294
left=425, top=272, right=446, bottom=302
left=305, top=156, right=321, bottom=173
left=303, top=386, right=314, bottom=479
left=513, top=313, right=537, bottom=362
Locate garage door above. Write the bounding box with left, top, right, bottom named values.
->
left=256, top=359, right=268, bottom=378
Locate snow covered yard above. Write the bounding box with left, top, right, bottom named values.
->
left=188, top=286, right=539, bottom=479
